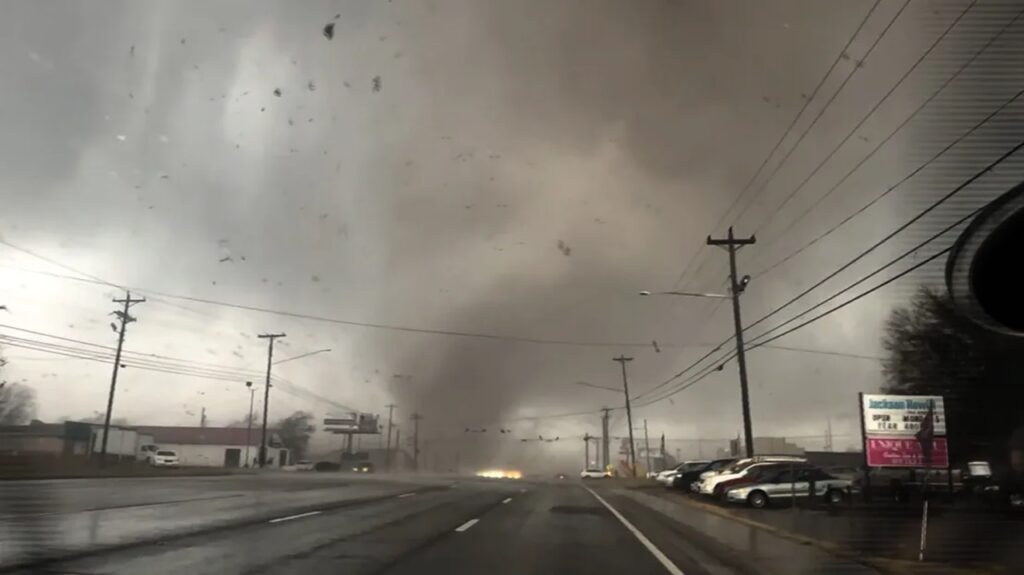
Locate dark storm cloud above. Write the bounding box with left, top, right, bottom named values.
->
left=1, top=0, right=968, bottom=470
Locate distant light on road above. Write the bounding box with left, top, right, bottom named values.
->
left=476, top=469, right=522, bottom=480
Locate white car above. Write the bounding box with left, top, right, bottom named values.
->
left=656, top=461, right=710, bottom=485
left=150, top=450, right=179, bottom=467
left=580, top=468, right=609, bottom=479
left=294, top=460, right=314, bottom=471
left=699, top=456, right=806, bottom=495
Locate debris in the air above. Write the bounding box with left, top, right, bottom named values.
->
left=116, top=134, right=126, bottom=141
left=372, top=76, right=381, bottom=92
left=496, top=203, right=508, bottom=208
left=261, top=107, right=266, bottom=112
left=211, top=280, right=217, bottom=285
left=343, top=81, right=350, bottom=88
left=464, top=204, right=474, bottom=210
left=180, top=38, right=186, bottom=45
left=333, top=13, right=340, bottom=20
left=288, top=118, right=294, bottom=126
left=129, top=45, right=134, bottom=57
left=110, top=322, right=118, bottom=332
left=0, top=305, right=7, bottom=312
left=219, top=256, right=233, bottom=263
left=273, top=88, right=282, bottom=97
left=652, top=340, right=661, bottom=353
left=557, top=240, right=571, bottom=256
left=323, top=22, right=335, bottom=40
left=261, top=278, right=268, bottom=283
left=307, top=80, right=316, bottom=91
left=159, top=174, right=170, bottom=179
left=311, top=275, right=320, bottom=282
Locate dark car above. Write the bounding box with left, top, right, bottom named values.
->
left=672, top=458, right=734, bottom=491
left=314, top=461, right=341, bottom=472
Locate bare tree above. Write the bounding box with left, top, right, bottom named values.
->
left=0, top=383, right=37, bottom=425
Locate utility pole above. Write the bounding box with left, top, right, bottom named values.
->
left=257, top=333, right=286, bottom=468
left=613, top=355, right=636, bottom=477
left=643, top=419, right=652, bottom=474
left=200, top=407, right=207, bottom=428
left=825, top=416, right=834, bottom=452
left=394, top=428, right=401, bottom=470
left=707, top=227, right=756, bottom=458
left=385, top=403, right=396, bottom=471
left=583, top=433, right=592, bottom=468
left=411, top=413, right=422, bottom=471
left=99, top=292, right=145, bottom=465
left=244, top=381, right=254, bottom=467
left=601, top=408, right=611, bottom=470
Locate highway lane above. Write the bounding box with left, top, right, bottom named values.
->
left=1, top=475, right=883, bottom=574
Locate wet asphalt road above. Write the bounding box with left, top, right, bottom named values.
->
left=0, top=473, right=880, bottom=574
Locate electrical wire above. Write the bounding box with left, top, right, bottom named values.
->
left=749, top=0, right=978, bottom=227
left=753, top=11, right=1024, bottom=276
left=666, top=0, right=885, bottom=292
left=634, top=134, right=1024, bottom=403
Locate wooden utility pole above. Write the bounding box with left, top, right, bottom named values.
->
left=601, top=408, right=611, bottom=471
left=613, top=356, right=636, bottom=477
left=257, top=333, right=286, bottom=467
left=385, top=403, right=396, bottom=471
left=411, top=413, right=422, bottom=471
left=707, top=227, right=756, bottom=458
left=99, top=292, right=145, bottom=465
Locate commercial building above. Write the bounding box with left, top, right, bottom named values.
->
left=0, top=421, right=151, bottom=462
left=135, top=426, right=288, bottom=468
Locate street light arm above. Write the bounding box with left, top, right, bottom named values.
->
left=639, top=290, right=730, bottom=299
left=574, top=381, right=622, bottom=393
left=273, top=348, right=332, bottom=365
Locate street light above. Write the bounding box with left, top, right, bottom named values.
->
left=638, top=290, right=730, bottom=299
left=273, top=348, right=332, bottom=365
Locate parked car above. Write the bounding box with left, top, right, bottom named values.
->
left=150, top=450, right=179, bottom=468
left=824, top=466, right=860, bottom=483
left=698, top=456, right=807, bottom=495
left=294, top=460, right=314, bottom=471
left=657, top=460, right=710, bottom=486
left=711, top=462, right=807, bottom=499
left=725, top=466, right=852, bottom=508
left=581, top=468, right=610, bottom=479
left=675, top=459, right=734, bottom=491
left=138, top=444, right=159, bottom=463
left=314, top=461, right=341, bottom=472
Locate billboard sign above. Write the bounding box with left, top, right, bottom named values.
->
left=866, top=437, right=949, bottom=468
left=323, top=413, right=380, bottom=434
left=861, top=394, right=946, bottom=437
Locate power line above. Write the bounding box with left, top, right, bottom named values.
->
left=0, top=255, right=692, bottom=350
left=753, top=7, right=1024, bottom=275
left=733, top=0, right=916, bottom=229
left=666, top=0, right=885, bottom=292
left=634, top=135, right=1024, bottom=403
left=750, top=0, right=977, bottom=227
left=757, top=344, right=883, bottom=361
left=637, top=244, right=953, bottom=409
left=744, top=135, right=1024, bottom=336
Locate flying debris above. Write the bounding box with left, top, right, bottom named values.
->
left=109, top=322, right=118, bottom=332
left=219, top=256, right=233, bottom=263
left=557, top=240, right=571, bottom=256
left=323, top=22, right=335, bottom=40
left=372, top=76, right=382, bottom=92
left=273, top=88, right=282, bottom=97
left=652, top=340, right=661, bottom=353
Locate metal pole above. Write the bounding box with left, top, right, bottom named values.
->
left=614, top=355, right=637, bottom=477
left=257, top=333, right=285, bottom=468
left=858, top=392, right=871, bottom=501
left=643, top=419, right=652, bottom=475
left=708, top=227, right=756, bottom=458
left=601, top=408, right=610, bottom=470
left=245, top=382, right=254, bottom=468
left=411, top=413, right=422, bottom=471
left=584, top=433, right=591, bottom=468
left=385, top=404, right=396, bottom=471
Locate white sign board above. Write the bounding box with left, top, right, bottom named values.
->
left=861, top=394, right=946, bottom=437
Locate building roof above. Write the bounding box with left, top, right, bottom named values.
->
left=135, top=426, right=279, bottom=447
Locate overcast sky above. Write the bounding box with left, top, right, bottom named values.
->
left=2, top=0, right=1021, bottom=470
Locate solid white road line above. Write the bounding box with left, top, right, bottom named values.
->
left=502, top=497, right=512, bottom=504
left=454, top=518, right=479, bottom=532
left=584, top=487, right=685, bottom=575
left=268, top=510, right=322, bottom=524
left=398, top=492, right=416, bottom=498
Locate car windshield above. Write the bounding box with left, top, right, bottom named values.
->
left=1, top=1, right=1019, bottom=572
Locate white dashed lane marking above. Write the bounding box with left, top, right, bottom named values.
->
left=398, top=492, right=416, bottom=498
left=268, top=510, right=322, bottom=524
left=502, top=497, right=512, bottom=504
left=454, top=518, right=479, bottom=532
